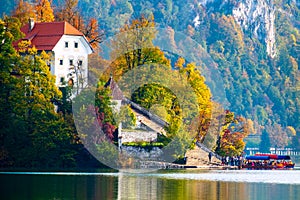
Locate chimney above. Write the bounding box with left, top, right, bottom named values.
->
left=29, top=18, right=35, bottom=32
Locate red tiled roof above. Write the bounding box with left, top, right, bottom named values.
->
left=15, top=21, right=85, bottom=51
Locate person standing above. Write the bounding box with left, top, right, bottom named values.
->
left=226, top=156, right=229, bottom=165
left=208, top=152, right=213, bottom=163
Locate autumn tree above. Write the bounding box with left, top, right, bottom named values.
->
left=265, top=122, right=289, bottom=149
left=215, top=110, right=250, bottom=156
left=12, top=0, right=35, bottom=26
left=94, top=80, right=116, bottom=141
left=110, top=15, right=170, bottom=79
left=55, top=0, right=82, bottom=28
left=175, top=58, right=212, bottom=141
left=35, top=0, right=55, bottom=22
left=55, top=0, right=102, bottom=48
left=83, top=18, right=103, bottom=48
left=0, top=17, right=79, bottom=168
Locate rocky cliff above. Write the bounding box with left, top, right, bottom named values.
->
left=198, top=0, right=276, bottom=57
left=232, top=0, right=276, bottom=57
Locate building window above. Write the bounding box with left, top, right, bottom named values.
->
left=59, top=59, right=63, bottom=65
left=65, top=42, right=69, bottom=48
left=78, top=60, right=83, bottom=66
left=74, top=42, right=78, bottom=48
left=68, top=78, right=74, bottom=87
left=60, top=77, right=65, bottom=83
left=69, top=59, right=73, bottom=66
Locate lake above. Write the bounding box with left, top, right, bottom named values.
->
left=1, top=169, right=300, bottom=200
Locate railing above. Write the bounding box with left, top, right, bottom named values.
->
left=245, top=147, right=300, bottom=156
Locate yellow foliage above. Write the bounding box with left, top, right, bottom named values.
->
left=287, top=126, right=296, bottom=136
left=40, top=50, right=50, bottom=60
left=28, top=46, right=37, bottom=55
left=290, top=34, right=297, bottom=45
left=35, top=0, right=55, bottom=22
left=17, top=40, right=31, bottom=53
left=12, top=0, right=35, bottom=26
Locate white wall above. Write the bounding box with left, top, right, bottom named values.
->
left=52, top=35, right=91, bottom=89
left=121, top=131, right=157, bottom=143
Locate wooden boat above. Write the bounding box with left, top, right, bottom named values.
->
left=242, top=154, right=295, bottom=169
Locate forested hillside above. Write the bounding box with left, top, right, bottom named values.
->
left=78, top=0, right=299, bottom=149
left=1, top=0, right=299, bottom=150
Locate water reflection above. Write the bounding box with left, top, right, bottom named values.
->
left=117, top=172, right=300, bottom=200
left=1, top=171, right=300, bottom=200
left=0, top=173, right=118, bottom=200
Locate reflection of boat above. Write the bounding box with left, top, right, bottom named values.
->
left=242, top=154, right=295, bottom=169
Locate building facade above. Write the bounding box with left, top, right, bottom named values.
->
left=17, top=20, right=93, bottom=89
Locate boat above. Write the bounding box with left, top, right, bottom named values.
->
left=242, top=154, right=295, bottom=169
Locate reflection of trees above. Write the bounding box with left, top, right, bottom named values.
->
left=116, top=174, right=249, bottom=200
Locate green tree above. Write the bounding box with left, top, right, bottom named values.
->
left=0, top=17, right=79, bottom=168
left=0, top=17, right=24, bottom=167
left=291, top=132, right=300, bottom=151
left=110, top=15, right=170, bottom=79
left=131, top=82, right=182, bottom=135
left=118, top=105, right=136, bottom=129
left=94, top=80, right=116, bottom=140
left=162, top=126, right=194, bottom=161
left=259, top=129, right=271, bottom=153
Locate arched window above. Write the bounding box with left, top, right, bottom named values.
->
left=68, top=78, right=74, bottom=87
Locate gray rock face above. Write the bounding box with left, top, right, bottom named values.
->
left=197, top=0, right=277, bottom=57
left=232, top=0, right=276, bottom=57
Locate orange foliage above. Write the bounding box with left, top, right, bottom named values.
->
left=55, top=0, right=102, bottom=49
left=12, top=0, right=35, bottom=26
left=35, top=0, right=55, bottom=22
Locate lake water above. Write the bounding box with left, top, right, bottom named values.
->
left=1, top=169, right=300, bottom=200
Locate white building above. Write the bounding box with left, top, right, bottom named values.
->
left=17, top=20, right=93, bottom=90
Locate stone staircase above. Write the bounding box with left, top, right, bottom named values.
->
left=185, top=145, right=221, bottom=167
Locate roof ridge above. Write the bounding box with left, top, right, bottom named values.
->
left=64, top=21, right=66, bottom=34
left=15, top=20, right=92, bottom=51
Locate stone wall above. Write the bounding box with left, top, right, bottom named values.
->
left=121, top=146, right=163, bottom=161
left=121, top=130, right=157, bottom=143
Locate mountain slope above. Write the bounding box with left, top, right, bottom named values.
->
left=2, top=0, right=299, bottom=148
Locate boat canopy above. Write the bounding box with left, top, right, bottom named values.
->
left=245, top=155, right=270, bottom=160
left=254, top=154, right=291, bottom=160
left=255, top=154, right=278, bottom=159
left=277, top=155, right=291, bottom=160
